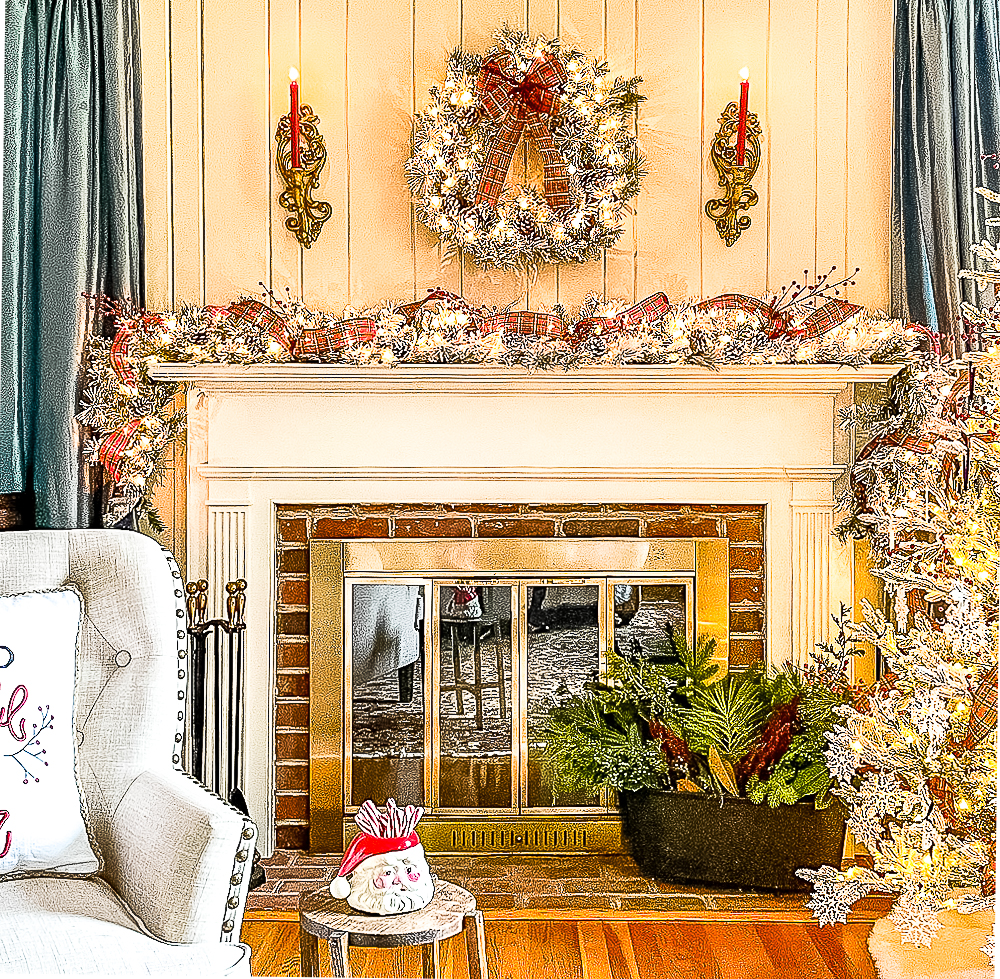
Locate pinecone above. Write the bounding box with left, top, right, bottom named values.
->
left=582, top=335, right=608, bottom=358
left=512, top=208, right=536, bottom=236
left=688, top=328, right=713, bottom=356
left=734, top=696, right=801, bottom=789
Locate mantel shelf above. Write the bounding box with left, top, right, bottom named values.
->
left=149, top=362, right=902, bottom=396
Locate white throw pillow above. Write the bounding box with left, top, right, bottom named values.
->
left=0, top=587, right=101, bottom=877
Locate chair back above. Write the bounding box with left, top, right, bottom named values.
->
left=0, top=530, right=187, bottom=857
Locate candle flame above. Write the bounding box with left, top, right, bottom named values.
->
left=289, top=66, right=299, bottom=83
left=740, top=66, right=750, bottom=81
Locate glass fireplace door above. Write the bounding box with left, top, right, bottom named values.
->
left=343, top=572, right=698, bottom=832
left=434, top=583, right=516, bottom=811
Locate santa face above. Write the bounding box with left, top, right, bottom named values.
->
left=346, top=847, right=434, bottom=915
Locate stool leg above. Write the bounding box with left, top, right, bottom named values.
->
left=421, top=939, right=441, bottom=978
left=473, top=625, right=484, bottom=730
left=465, top=911, right=488, bottom=979
left=451, top=625, right=465, bottom=715
left=299, top=929, right=320, bottom=977
left=494, top=630, right=506, bottom=719
left=328, top=931, right=352, bottom=978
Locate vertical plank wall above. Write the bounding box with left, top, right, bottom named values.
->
left=141, top=0, right=893, bottom=312
left=139, top=0, right=894, bottom=559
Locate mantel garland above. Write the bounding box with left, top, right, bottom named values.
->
left=405, top=27, right=646, bottom=271
left=79, top=272, right=919, bottom=526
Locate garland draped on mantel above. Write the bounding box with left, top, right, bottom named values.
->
left=78, top=281, right=921, bottom=526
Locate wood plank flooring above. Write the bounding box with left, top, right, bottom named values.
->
left=241, top=918, right=879, bottom=978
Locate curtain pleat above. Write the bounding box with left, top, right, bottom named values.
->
left=892, top=0, right=1000, bottom=356
left=1, top=0, right=144, bottom=528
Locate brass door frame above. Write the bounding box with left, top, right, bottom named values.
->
left=310, top=538, right=730, bottom=853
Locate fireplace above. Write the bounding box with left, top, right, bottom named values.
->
left=307, top=530, right=731, bottom=852
left=153, top=361, right=897, bottom=852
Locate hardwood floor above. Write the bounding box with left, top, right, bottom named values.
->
left=241, top=917, right=879, bottom=978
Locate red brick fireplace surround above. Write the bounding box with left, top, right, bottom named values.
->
left=273, top=502, right=765, bottom=850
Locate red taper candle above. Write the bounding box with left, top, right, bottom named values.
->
left=289, top=67, right=301, bottom=169
left=736, top=66, right=750, bottom=166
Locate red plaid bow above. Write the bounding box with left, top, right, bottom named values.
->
left=474, top=53, right=571, bottom=213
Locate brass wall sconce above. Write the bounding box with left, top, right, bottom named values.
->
left=275, top=73, right=332, bottom=248
left=705, top=92, right=762, bottom=247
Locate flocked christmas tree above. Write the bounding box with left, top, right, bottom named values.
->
left=799, top=175, right=999, bottom=962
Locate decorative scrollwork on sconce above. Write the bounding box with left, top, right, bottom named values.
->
left=275, top=106, right=332, bottom=248
left=705, top=102, right=762, bottom=247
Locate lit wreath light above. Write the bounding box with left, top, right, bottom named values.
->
left=406, top=26, right=646, bottom=272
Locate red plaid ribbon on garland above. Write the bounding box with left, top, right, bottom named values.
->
left=98, top=419, right=143, bottom=483
left=481, top=309, right=568, bottom=339
left=474, top=53, right=571, bottom=213
left=961, top=665, right=997, bottom=752
left=227, top=299, right=296, bottom=353
left=296, top=319, right=378, bottom=359
left=694, top=294, right=862, bottom=340
left=574, top=292, right=671, bottom=342
left=110, top=321, right=139, bottom=388
left=792, top=299, right=863, bottom=340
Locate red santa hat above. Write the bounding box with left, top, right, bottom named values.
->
left=330, top=799, right=425, bottom=900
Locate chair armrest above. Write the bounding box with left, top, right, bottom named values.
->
left=102, top=769, right=257, bottom=944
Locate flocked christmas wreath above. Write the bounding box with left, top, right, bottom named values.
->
left=405, top=27, right=646, bottom=272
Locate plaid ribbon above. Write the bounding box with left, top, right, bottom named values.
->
left=927, top=775, right=963, bottom=832
left=961, top=665, right=997, bottom=752
left=474, top=53, right=571, bottom=213
left=789, top=299, right=863, bottom=340
left=296, top=318, right=378, bottom=359
left=481, top=309, right=568, bottom=339
left=695, top=293, right=772, bottom=321
left=397, top=289, right=482, bottom=326
left=694, top=294, right=861, bottom=341
left=573, top=293, right=672, bottom=342
left=98, top=419, right=143, bottom=483
left=227, top=299, right=296, bottom=353
left=110, top=321, right=139, bottom=388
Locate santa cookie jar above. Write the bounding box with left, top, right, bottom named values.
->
left=329, top=799, right=435, bottom=914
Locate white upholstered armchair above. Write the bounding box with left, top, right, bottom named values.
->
left=0, top=530, right=255, bottom=975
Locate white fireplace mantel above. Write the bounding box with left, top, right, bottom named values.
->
left=152, top=362, right=900, bottom=851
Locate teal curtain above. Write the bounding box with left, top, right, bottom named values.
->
left=2, top=0, right=144, bottom=528
left=891, top=0, right=1000, bottom=357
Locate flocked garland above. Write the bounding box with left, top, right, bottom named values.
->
left=79, top=272, right=920, bottom=526
left=405, top=27, right=646, bottom=271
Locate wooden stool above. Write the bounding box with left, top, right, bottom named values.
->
left=439, top=616, right=506, bottom=729
left=298, top=879, right=488, bottom=978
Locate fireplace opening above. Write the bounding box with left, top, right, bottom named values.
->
left=310, top=536, right=730, bottom=853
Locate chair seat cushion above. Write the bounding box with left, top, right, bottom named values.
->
left=0, top=877, right=250, bottom=975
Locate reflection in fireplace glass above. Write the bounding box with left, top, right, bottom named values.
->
left=350, top=583, right=425, bottom=808
left=526, top=584, right=601, bottom=808
left=613, top=582, right=687, bottom=662
left=438, top=584, right=513, bottom=809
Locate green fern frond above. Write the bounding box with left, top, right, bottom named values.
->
left=679, top=674, right=768, bottom=758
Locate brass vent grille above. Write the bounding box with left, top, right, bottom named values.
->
left=345, top=819, right=623, bottom=854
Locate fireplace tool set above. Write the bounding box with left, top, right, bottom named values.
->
left=184, top=578, right=264, bottom=888
left=184, top=579, right=248, bottom=803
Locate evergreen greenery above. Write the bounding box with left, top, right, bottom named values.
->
left=540, top=630, right=855, bottom=807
